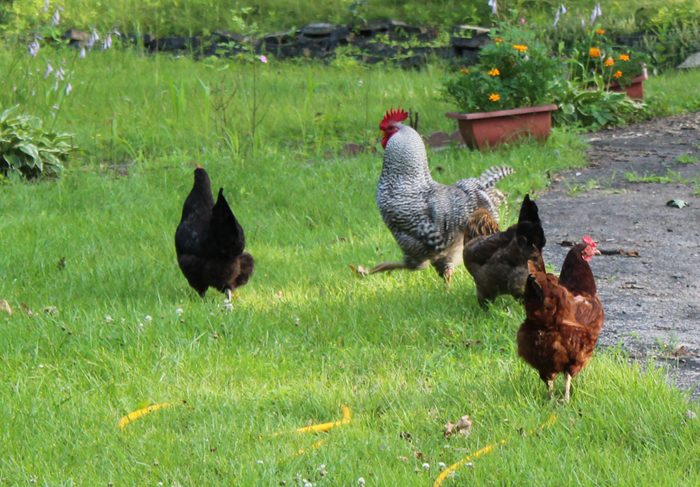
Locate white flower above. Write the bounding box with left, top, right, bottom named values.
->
left=145, top=315, right=152, bottom=322
left=102, top=33, right=112, bottom=51
left=43, top=0, right=49, bottom=12
left=28, top=40, right=40, bottom=57
left=65, top=83, right=72, bottom=95
left=79, top=47, right=86, bottom=59
left=44, top=62, right=54, bottom=79
left=175, top=308, right=183, bottom=315
left=422, top=462, right=430, bottom=469
left=51, top=8, right=60, bottom=27
left=256, top=460, right=263, bottom=465
left=438, top=462, right=446, bottom=469
left=105, top=315, right=113, bottom=322
left=358, top=478, right=365, bottom=485
left=487, top=0, right=497, bottom=15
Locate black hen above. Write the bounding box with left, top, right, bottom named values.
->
left=463, top=194, right=546, bottom=305
left=175, top=167, right=254, bottom=299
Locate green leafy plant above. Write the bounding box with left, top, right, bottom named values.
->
left=676, top=153, right=699, bottom=164
left=0, top=105, right=73, bottom=179
left=553, top=80, right=646, bottom=129
left=440, top=23, right=562, bottom=113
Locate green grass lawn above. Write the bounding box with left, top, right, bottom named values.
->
left=2, top=45, right=700, bottom=485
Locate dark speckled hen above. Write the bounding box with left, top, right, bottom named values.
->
left=175, top=167, right=254, bottom=300
left=463, top=194, right=546, bottom=305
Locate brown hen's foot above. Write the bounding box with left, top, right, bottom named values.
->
left=564, top=373, right=572, bottom=403
left=370, top=261, right=409, bottom=274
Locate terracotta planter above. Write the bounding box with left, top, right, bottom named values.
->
left=446, top=104, right=558, bottom=150
left=606, top=67, right=648, bottom=100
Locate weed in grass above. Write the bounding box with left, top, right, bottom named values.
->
left=625, top=169, right=696, bottom=184
left=676, top=154, right=699, bottom=164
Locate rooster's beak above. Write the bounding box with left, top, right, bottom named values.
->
left=593, top=249, right=601, bottom=255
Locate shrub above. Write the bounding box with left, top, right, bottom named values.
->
left=0, top=106, right=73, bottom=179
left=440, top=24, right=562, bottom=113
left=566, top=29, right=650, bottom=88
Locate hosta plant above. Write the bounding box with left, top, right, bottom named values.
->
left=440, top=24, right=562, bottom=113
left=0, top=105, right=73, bottom=179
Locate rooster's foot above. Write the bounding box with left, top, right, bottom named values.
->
left=370, top=261, right=409, bottom=274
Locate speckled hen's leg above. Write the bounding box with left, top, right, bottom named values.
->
left=564, top=373, right=572, bottom=403
left=370, top=261, right=411, bottom=274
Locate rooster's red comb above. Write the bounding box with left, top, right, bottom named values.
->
left=379, top=107, right=408, bottom=131
left=197, top=165, right=201, bottom=169
left=582, top=235, right=596, bottom=248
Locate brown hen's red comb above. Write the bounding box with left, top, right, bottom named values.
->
left=583, top=235, right=596, bottom=248
left=379, top=107, right=408, bottom=131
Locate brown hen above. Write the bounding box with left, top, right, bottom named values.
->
left=463, top=194, right=546, bottom=305
left=517, top=236, right=604, bottom=402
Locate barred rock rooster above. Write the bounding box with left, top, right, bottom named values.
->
left=175, top=167, right=254, bottom=300
left=463, top=194, right=546, bottom=305
left=371, top=108, right=514, bottom=282
left=517, top=236, right=604, bottom=403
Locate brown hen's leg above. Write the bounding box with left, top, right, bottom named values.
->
left=370, top=261, right=410, bottom=274
left=564, top=373, right=572, bottom=403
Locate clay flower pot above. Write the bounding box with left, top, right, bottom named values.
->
left=607, top=67, right=648, bottom=100
left=446, top=104, right=558, bottom=150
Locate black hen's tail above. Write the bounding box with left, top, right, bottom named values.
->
left=516, top=195, right=546, bottom=251
left=210, top=188, right=246, bottom=258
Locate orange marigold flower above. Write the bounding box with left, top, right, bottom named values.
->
left=596, top=29, right=605, bottom=34
left=513, top=44, right=528, bottom=52
left=589, top=47, right=601, bottom=58
left=604, top=57, right=614, bottom=67
left=489, top=93, right=500, bottom=101
left=613, top=70, right=623, bottom=78
left=619, top=54, right=630, bottom=61
left=494, top=38, right=503, bottom=43
left=488, top=68, right=500, bottom=76
left=460, top=68, right=469, bottom=74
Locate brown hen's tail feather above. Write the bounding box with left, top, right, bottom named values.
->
left=466, top=209, right=500, bottom=241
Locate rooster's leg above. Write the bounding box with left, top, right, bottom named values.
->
left=564, top=373, right=572, bottom=403
left=442, top=268, right=453, bottom=285
left=370, top=261, right=410, bottom=274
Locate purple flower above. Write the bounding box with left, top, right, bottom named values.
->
left=44, top=0, right=49, bottom=12
left=51, top=8, right=60, bottom=27
left=44, top=62, right=54, bottom=79
left=113, top=26, right=121, bottom=36
left=258, top=55, right=268, bottom=63
left=28, top=40, right=40, bottom=57
left=55, top=67, right=65, bottom=80
left=79, top=47, right=86, bottom=59
left=65, top=83, right=72, bottom=95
